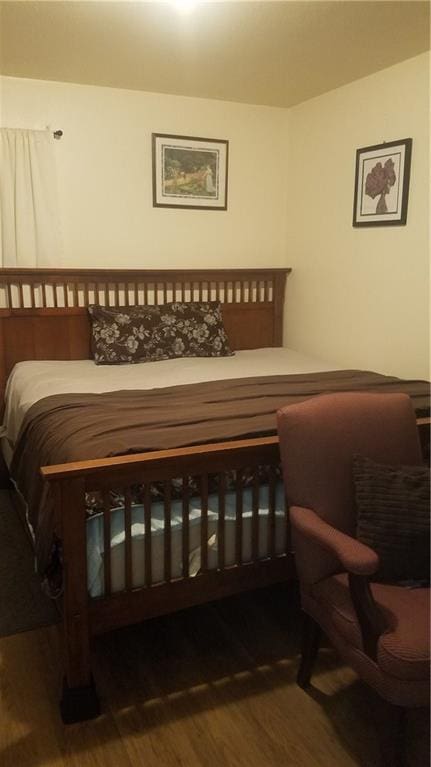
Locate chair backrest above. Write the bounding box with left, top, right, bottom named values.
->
left=277, top=392, right=422, bottom=536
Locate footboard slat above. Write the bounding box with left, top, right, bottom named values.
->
left=251, top=473, right=259, bottom=561
left=124, top=487, right=132, bottom=591
left=164, top=481, right=172, bottom=582
left=235, top=469, right=243, bottom=565
left=284, top=491, right=290, bottom=555
left=182, top=477, right=190, bottom=578
left=268, top=466, right=277, bottom=558
left=144, top=484, right=152, bottom=586
left=102, top=491, right=112, bottom=596
left=218, top=473, right=226, bottom=570
left=200, top=474, right=209, bottom=572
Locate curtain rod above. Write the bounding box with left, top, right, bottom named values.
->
left=53, top=130, right=63, bottom=140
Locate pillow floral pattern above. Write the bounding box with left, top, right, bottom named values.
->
left=89, top=302, right=234, bottom=364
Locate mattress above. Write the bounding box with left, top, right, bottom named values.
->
left=2, top=347, right=339, bottom=448
left=87, top=483, right=287, bottom=598
left=2, top=348, right=338, bottom=595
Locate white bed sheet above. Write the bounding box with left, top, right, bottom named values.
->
left=2, top=347, right=339, bottom=447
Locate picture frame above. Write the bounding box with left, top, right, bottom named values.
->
left=152, top=133, right=229, bottom=210
left=352, top=138, right=412, bottom=227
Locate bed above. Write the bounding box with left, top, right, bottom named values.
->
left=1, top=266, right=429, bottom=724
left=4, top=348, right=333, bottom=597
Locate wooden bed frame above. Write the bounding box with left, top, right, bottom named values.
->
left=1, top=267, right=296, bottom=722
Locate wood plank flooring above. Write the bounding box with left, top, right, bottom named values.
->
left=0, top=584, right=428, bottom=767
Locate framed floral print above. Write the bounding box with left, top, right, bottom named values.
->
left=152, top=133, right=228, bottom=210
left=352, top=138, right=412, bottom=227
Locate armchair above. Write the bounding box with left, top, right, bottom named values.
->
left=277, top=392, right=429, bottom=765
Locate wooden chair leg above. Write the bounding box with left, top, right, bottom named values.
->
left=297, top=613, right=322, bottom=689
left=0, top=453, right=10, bottom=489
left=377, top=703, right=407, bottom=767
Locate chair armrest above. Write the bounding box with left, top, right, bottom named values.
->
left=290, top=506, right=379, bottom=576
left=291, top=506, right=385, bottom=659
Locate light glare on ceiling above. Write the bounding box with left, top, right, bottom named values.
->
left=172, top=0, right=197, bottom=15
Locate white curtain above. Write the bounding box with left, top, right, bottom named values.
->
left=0, top=128, right=62, bottom=267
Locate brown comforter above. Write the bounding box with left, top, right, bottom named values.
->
left=10, top=370, right=430, bottom=570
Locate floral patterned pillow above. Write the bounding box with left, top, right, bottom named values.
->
left=89, top=302, right=234, bottom=364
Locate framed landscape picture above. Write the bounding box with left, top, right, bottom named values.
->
left=152, top=133, right=229, bottom=210
left=352, top=138, right=412, bottom=227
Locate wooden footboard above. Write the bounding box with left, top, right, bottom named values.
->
left=41, top=435, right=292, bottom=718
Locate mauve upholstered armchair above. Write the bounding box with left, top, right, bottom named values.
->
left=277, top=392, right=430, bottom=766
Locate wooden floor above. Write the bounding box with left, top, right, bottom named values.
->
left=0, top=584, right=428, bottom=767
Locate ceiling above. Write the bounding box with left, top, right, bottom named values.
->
left=0, top=1, right=429, bottom=108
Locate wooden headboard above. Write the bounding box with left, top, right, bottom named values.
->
left=0, top=267, right=290, bottom=409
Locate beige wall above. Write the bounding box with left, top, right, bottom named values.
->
left=1, top=54, right=429, bottom=380
left=285, top=53, right=430, bottom=380
left=0, top=76, right=289, bottom=269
